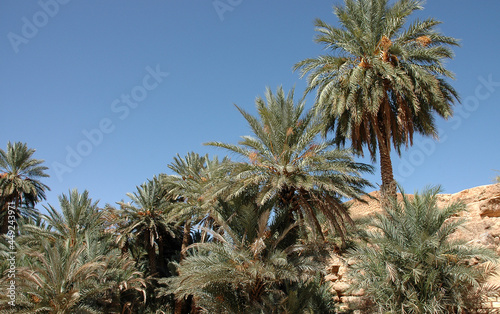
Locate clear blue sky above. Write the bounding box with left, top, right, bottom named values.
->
left=1, top=0, right=499, bottom=211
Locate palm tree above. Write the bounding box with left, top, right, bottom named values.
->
left=205, top=86, right=373, bottom=247
left=115, top=177, right=180, bottom=277
left=3, top=238, right=104, bottom=313
left=162, top=152, right=230, bottom=257
left=348, top=186, right=499, bottom=313
left=0, top=142, right=49, bottom=234
left=294, top=0, right=459, bottom=201
left=42, top=189, right=102, bottom=247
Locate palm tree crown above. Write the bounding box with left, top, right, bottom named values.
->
left=294, top=0, right=459, bottom=199
left=0, top=142, right=50, bottom=233
left=206, top=86, right=373, bottom=246
left=115, top=177, right=180, bottom=276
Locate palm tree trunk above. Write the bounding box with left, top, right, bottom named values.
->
left=1, top=204, right=9, bottom=234
left=145, top=230, right=157, bottom=276
left=157, top=235, right=165, bottom=276
left=175, top=220, right=192, bottom=314
left=1, top=195, right=14, bottom=234
left=378, top=137, right=396, bottom=206
left=180, top=219, right=191, bottom=260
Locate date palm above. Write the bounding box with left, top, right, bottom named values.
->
left=162, top=153, right=230, bottom=257
left=4, top=238, right=104, bottom=314
left=348, top=186, right=499, bottom=312
left=115, top=177, right=180, bottom=276
left=0, top=142, right=49, bottom=234
left=294, top=0, right=459, bottom=201
left=206, top=86, right=373, bottom=247
left=41, top=189, right=102, bottom=246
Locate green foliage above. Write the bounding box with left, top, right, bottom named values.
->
left=348, top=186, right=499, bottom=313
left=0, top=142, right=50, bottom=233
left=112, top=177, right=182, bottom=277
left=161, top=152, right=232, bottom=250
left=167, top=197, right=336, bottom=313
left=0, top=190, right=146, bottom=313
left=206, top=86, right=373, bottom=246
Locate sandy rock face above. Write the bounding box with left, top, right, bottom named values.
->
left=436, top=184, right=500, bottom=253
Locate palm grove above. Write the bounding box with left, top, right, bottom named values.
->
left=1, top=1, right=498, bottom=313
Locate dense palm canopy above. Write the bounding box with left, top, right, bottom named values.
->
left=0, top=189, right=146, bottom=313
left=0, top=142, right=50, bottom=233
left=42, top=189, right=102, bottom=246
left=11, top=239, right=105, bottom=314
left=349, top=186, right=498, bottom=313
left=168, top=197, right=335, bottom=313
left=206, top=86, right=373, bottom=246
left=294, top=0, right=459, bottom=199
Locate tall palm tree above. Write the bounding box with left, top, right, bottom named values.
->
left=206, top=86, right=373, bottom=247
left=348, top=186, right=499, bottom=312
left=161, top=153, right=234, bottom=313
left=0, top=142, right=49, bottom=234
left=294, top=0, right=459, bottom=200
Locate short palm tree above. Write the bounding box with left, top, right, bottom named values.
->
left=348, top=186, right=499, bottom=313
left=0, top=142, right=49, bottom=233
left=5, top=239, right=104, bottom=314
left=294, top=0, right=459, bottom=201
left=206, top=86, right=373, bottom=247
